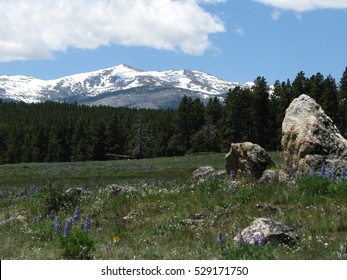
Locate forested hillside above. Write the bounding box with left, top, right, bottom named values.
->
left=0, top=68, right=347, bottom=164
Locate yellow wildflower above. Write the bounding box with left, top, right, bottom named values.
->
left=113, top=236, right=121, bottom=243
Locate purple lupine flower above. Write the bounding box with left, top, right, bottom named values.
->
left=327, top=169, right=335, bottom=180
left=253, top=232, right=266, bottom=246
left=235, top=231, right=245, bottom=245
left=228, top=170, right=235, bottom=181
left=320, top=163, right=325, bottom=176
left=217, top=232, right=223, bottom=244
left=54, top=216, right=61, bottom=234
left=17, top=191, right=24, bottom=198
left=228, top=188, right=236, bottom=196
left=83, top=214, right=91, bottom=233
left=63, top=218, right=73, bottom=238
left=0, top=190, right=4, bottom=199
left=207, top=192, right=212, bottom=199
left=27, top=188, right=34, bottom=196
left=263, top=211, right=270, bottom=218
left=340, top=169, right=346, bottom=181
left=309, top=167, right=315, bottom=176
left=73, top=206, right=80, bottom=223
left=290, top=170, right=296, bottom=179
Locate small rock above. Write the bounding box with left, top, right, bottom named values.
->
left=234, top=218, right=299, bottom=245
left=106, top=184, right=136, bottom=198
left=65, top=187, right=85, bottom=195
left=192, top=166, right=226, bottom=180
left=259, top=169, right=278, bottom=184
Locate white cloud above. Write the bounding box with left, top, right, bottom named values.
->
left=198, top=0, right=227, bottom=3
left=254, top=0, right=347, bottom=13
left=271, top=10, right=282, bottom=20
left=233, top=25, right=245, bottom=37
left=0, top=0, right=225, bottom=62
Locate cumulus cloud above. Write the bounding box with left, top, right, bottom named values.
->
left=0, top=0, right=225, bottom=62
left=254, top=0, right=347, bottom=13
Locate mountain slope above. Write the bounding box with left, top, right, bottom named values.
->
left=0, top=64, right=252, bottom=109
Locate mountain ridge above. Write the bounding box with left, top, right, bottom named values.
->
left=0, top=64, right=253, bottom=109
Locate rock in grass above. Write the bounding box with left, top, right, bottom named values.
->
left=192, top=166, right=226, bottom=180
left=259, top=169, right=278, bottom=185
left=106, top=184, right=136, bottom=198
left=225, top=142, right=274, bottom=179
left=281, top=94, right=347, bottom=175
left=235, top=218, right=299, bottom=245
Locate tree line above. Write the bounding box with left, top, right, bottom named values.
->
left=0, top=67, right=346, bottom=164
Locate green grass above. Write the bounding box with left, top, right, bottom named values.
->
left=0, top=153, right=346, bottom=260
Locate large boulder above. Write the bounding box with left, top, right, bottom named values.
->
left=234, top=218, right=299, bottom=245
left=225, top=142, right=274, bottom=179
left=281, top=94, right=347, bottom=174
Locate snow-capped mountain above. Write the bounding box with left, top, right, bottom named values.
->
left=0, top=64, right=252, bottom=109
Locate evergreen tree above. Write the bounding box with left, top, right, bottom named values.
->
left=91, top=121, right=106, bottom=161
left=223, top=87, right=253, bottom=147
left=339, top=67, right=347, bottom=136
left=72, top=119, right=91, bottom=161
left=205, top=97, right=223, bottom=127
left=322, top=75, right=339, bottom=124
left=251, top=76, right=270, bottom=149
left=291, top=71, right=308, bottom=98
left=177, top=96, right=205, bottom=152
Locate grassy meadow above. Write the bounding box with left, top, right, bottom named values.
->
left=0, top=152, right=346, bottom=260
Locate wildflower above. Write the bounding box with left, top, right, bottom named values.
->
left=326, top=169, right=334, bottom=180
left=235, top=231, right=245, bottom=245
left=340, top=169, right=346, bottom=181
left=309, top=167, right=315, bottom=176
left=35, top=216, right=43, bottom=224
left=207, top=192, right=212, bottom=199
left=253, top=232, right=266, bottom=246
left=83, top=214, right=91, bottom=233
left=17, top=191, right=24, bottom=198
left=290, top=170, right=296, bottom=179
left=228, top=188, right=236, bottom=196
left=54, top=217, right=61, bottom=234
left=63, top=218, right=73, bottom=238
left=228, top=170, right=235, bottom=181
left=217, top=232, right=223, bottom=244
left=73, top=206, right=80, bottom=223
left=0, top=190, right=4, bottom=199
left=263, top=211, right=270, bottom=218
left=320, top=163, right=325, bottom=176
left=113, top=236, right=121, bottom=243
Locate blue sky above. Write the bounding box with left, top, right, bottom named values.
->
left=0, top=0, right=347, bottom=84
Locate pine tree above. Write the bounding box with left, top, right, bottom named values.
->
left=338, top=67, right=347, bottom=136
left=251, top=76, right=270, bottom=149
left=205, top=97, right=222, bottom=127
left=91, top=121, right=106, bottom=161
left=223, top=87, right=253, bottom=146
left=291, top=71, right=308, bottom=98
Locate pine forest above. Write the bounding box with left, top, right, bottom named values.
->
left=0, top=68, right=347, bottom=164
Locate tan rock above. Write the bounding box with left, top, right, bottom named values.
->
left=225, top=142, right=274, bottom=179
left=281, top=94, right=347, bottom=174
